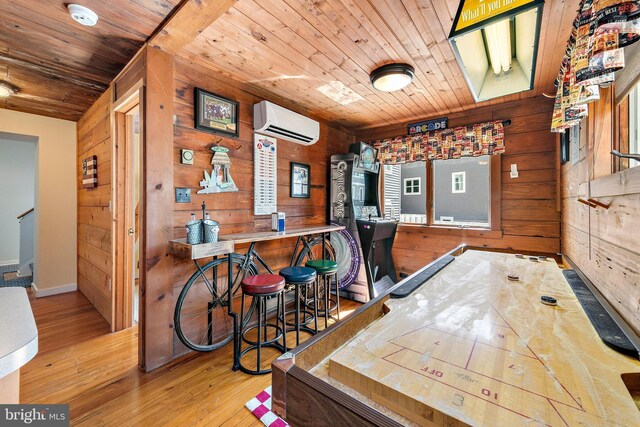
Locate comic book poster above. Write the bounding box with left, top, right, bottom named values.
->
left=551, top=0, right=639, bottom=132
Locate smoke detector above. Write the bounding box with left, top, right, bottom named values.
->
left=68, top=4, right=99, bottom=27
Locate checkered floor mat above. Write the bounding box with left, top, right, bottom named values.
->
left=245, top=386, right=289, bottom=427
left=0, top=264, right=32, bottom=288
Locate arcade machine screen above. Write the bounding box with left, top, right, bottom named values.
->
left=352, top=171, right=378, bottom=219
left=356, top=142, right=378, bottom=172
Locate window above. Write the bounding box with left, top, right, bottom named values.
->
left=404, top=177, right=421, bottom=195
left=629, top=83, right=639, bottom=168
left=451, top=172, right=466, bottom=193
left=383, top=165, right=401, bottom=220
left=382, top=156, right=493, bottom=228
left=433, top=157, right=490, bottom=227
left=383, top=163, right=426, bottom=223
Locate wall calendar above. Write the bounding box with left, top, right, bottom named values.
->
left=254, top=134, right=277, bottom=215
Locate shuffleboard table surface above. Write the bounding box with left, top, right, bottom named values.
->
left=322, top=250, right=640, bottom=426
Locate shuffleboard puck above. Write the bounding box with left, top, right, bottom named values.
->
left=538, top=256, right=548, bottom=261
left=529, top=256, right=539, bottom=262
left=541, top=296, right=557, bottom=306
left=515, top=254, right=524, bottom=259
left=507, top=274, right=520, bottom=281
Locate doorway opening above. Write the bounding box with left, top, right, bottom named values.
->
left=0, top=132, right=37, bottom=288
left=113, top=85, right=144, bottom=338
left=128, top=106, right=141, bottom=325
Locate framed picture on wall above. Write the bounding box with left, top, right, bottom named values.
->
left=82, top=155, right=98, bottom=188
left=290, top=162, right=310, bottom=198
left=194, top=88, right=239, bottom=138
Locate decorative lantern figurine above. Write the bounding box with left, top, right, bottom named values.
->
left=198, top=146, right=239, bottom=194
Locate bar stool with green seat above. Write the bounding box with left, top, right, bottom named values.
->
left=278, top=266, right=317, bottom=348
left=305, top=259, right=340, bottom=330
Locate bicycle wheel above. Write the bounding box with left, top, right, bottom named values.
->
left=294, top=236, right=336, bottom=266
left=174, top=254, right=258, bottom=352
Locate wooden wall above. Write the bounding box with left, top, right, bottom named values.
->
left=561, top=87, right=640, bottom=335
left=356, top=96, right=560, bottom=274
left=169, top=56, right=354, bottom=358
left=76, top=87, right=113, bottom=327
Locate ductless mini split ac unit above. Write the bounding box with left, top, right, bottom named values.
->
left=253, top=100, right=320, bottom=145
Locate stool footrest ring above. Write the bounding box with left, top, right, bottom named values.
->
left=241, top=323, right=284, bottom=347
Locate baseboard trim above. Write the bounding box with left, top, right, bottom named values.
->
left=0, top=259, right=19, bottom=267
left=32, top=282, right=77, bottom=298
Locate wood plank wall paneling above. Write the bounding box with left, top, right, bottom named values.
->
left=355, top=96, right=560, bottom=275
left=167, top=56, right=354, bottom=361
left=561, top=87, right=640, bottom=335
left=77, top=87, right=114, bottom=327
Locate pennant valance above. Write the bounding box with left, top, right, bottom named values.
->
left=551, top=0, right=640, bottom=132
left=369, top=120, right=505, bottom=165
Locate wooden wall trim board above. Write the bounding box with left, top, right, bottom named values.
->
left=113, top=52, right=146, bottom=103
left=149, top=0, right=238, bottom=55
left=141, top=48, right=175, bottom=371
left=111, top=52, right=148, bottom=333
left=112, top=84, right=144, bottom=332
left=355, top=96, right=560, bottom=275
left=590, top=163, right=640, bottom=198
left=589, top=87, right=615, bottom=180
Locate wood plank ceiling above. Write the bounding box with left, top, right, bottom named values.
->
left=181, top=0, right=582, bottom=130
left=0, top=0, right=181, bottom=121
left=0, top=0, right=580, bottom=127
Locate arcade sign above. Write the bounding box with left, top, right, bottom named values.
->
left=408, top=117, right=448, bottom=135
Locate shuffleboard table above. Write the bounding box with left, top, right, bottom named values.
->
left=272, top=246, right=640, bottom=426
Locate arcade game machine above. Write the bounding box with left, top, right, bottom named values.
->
left=330, top=142, right=398, bottom=302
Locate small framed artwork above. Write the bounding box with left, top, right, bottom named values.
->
left=194, top=88, right=239, bottom=137
left=82, top=155, right=97, bottom=188
left=560, top=130, right=570, bottom=164
left=290, top=162, right=310, bottom=198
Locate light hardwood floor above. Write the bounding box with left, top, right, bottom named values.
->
left=21, top=290, right=360, bottom=426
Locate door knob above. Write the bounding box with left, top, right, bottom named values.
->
left=128, top=228, right=135, bottom=236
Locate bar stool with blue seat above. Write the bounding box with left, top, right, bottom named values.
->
left=238, top=274, right=287, bottom=375
left=305, top=259, right=340, bottom=330
left=278, top=266, right=317, bottom=348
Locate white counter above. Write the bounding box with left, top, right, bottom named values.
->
left=0, top=287, right=38, bottom=378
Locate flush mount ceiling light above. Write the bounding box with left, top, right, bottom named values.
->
left=68, top=4, right=99, bottom=27
left=370, top=63, right=415, bottom=92
left=448, top=0, right=544, bottom=102
left=0, top=81, right=18, bottom=97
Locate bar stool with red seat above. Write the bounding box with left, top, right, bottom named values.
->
left=238, top=274, right=287, bottom=375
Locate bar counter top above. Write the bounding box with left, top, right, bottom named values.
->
left=0, top=287, right=38, bottom=378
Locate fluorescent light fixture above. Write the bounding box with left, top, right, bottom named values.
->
left=370, top=63, right=415, bottom=92
left=449, top=0, right=544, bottom=102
